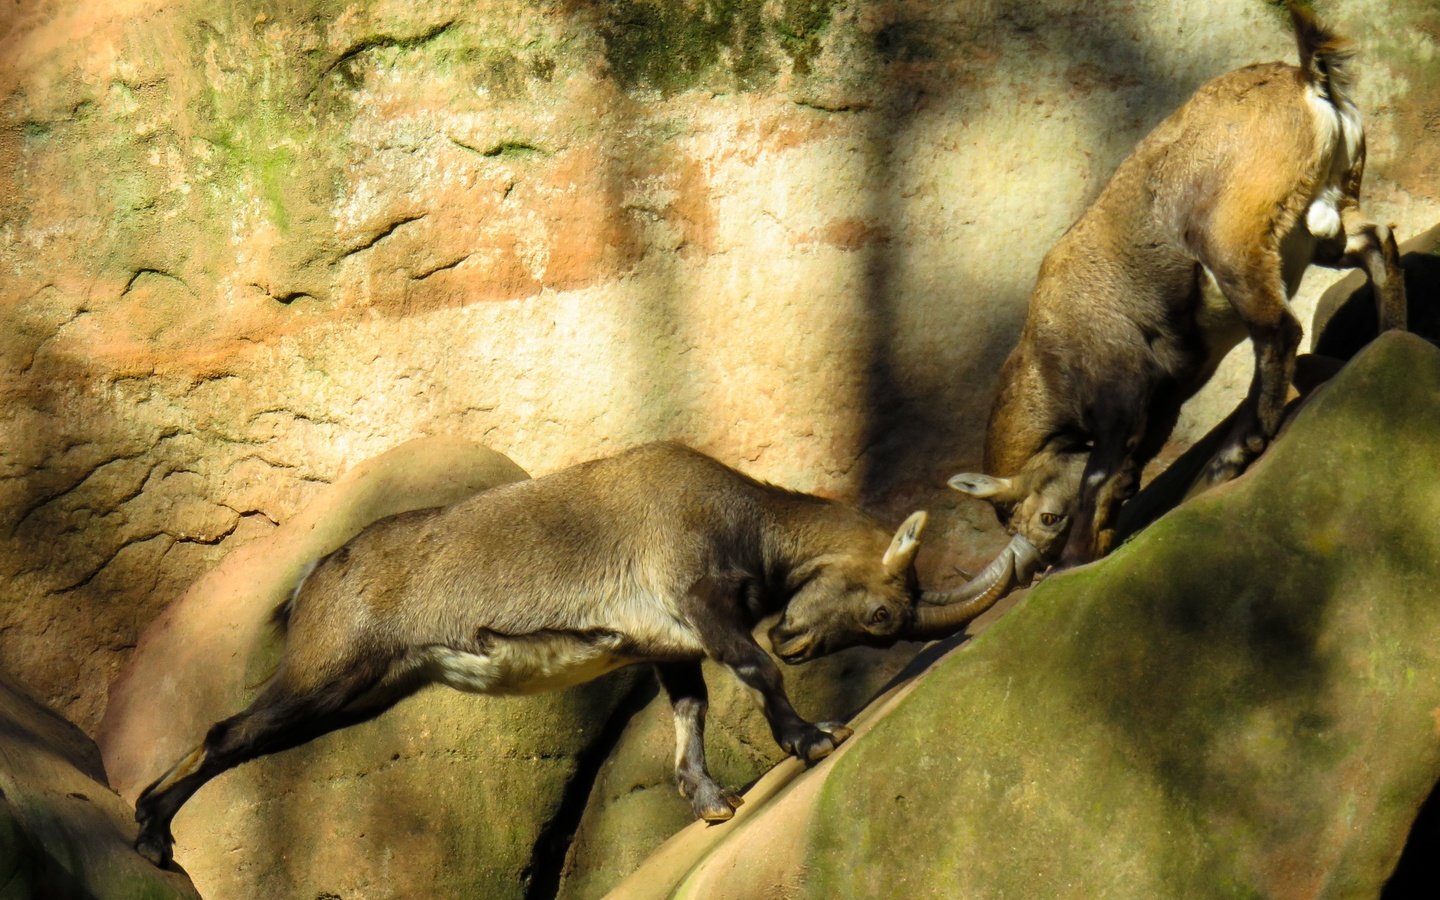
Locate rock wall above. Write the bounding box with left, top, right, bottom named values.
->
left=3, top=0, right=1437, bottom=738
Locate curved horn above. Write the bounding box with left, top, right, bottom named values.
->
left=904, top=535, right=1039, bottom=640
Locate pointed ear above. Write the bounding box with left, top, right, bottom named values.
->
left=948, top=473, right=1015, bottom=502
left=882, top=511, right=927, bottom=574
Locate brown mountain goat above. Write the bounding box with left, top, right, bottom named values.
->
left=949, top=3, right=1406, bottom=594
left=135, top=441, right=999, bottom=867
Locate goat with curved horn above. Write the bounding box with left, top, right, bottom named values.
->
left=133, top=443, right=988, bottom=868
left=949, top=4, right=1406, bottom=582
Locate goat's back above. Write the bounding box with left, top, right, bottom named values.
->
left=287, top=443, right=773, bottom=652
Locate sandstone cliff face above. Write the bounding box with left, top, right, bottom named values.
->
left=4, top=0, right=1437, bottom=740
left=613, top=332, right=1440, bottom=898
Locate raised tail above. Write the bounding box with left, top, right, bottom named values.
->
left=1289, top=1, right=1355, bottom=105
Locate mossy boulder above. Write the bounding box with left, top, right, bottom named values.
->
left=616, top=331, right=1440, bottom=897
left=0, top=673, right=199, bottom=899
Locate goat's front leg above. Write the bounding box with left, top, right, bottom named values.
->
left=683, top=577, right=852, bottom=763
left=655, top=661, right=743, bottom=822
left=1060, top=401, right=1148, bottom=567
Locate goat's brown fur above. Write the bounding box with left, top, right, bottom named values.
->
left=133, top=442, right=990, bottom=868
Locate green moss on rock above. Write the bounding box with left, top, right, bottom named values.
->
left=593, top=0, right=842, bottom=93
left=800, top=333, right=1440, bottom=896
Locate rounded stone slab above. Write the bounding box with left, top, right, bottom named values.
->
left=0, top=673, right=200, bottom=899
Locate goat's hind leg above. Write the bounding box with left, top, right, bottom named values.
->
left=134, top=656, right=406, bottom=867
left=1202, top=243, right=1303, bottom=485
left=656, top=661, right=742, bottom=823
left=1324, top=208, right=1407, bottom=333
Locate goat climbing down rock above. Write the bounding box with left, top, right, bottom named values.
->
left=949, top=3, right=1406, bottom=591
left=134, top=441, right=994, bottom=867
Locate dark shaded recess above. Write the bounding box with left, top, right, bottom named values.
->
left=1385, top=777, right=1440, bottom=898
left=522, top=673, right=659, bottom=900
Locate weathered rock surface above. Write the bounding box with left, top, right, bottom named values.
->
left=612, top=332, right=1440, bottom=897
left=3, top=0, right=1437, bottom=737
left=0, top=672, right=199, bottom=899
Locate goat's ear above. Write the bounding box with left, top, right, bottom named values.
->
left=948, top=473, right=1015, bottom=502
left=882, top=511, right=927, bottom=575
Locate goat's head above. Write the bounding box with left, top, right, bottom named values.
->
left=768, top=511, right=926, bottom=662
left=769, top=509, right=1042, bottom=660
left=947, top=449, right=1088, bottom=593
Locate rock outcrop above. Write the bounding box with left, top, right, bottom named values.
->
left=3, top=0, right=1439, bottom=895
left=0, top=673, right=199, bottom=898
left=611, top=332, right=1440, bottom=897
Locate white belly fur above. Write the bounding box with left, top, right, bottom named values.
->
left=425, top=632, right=633, bottom=696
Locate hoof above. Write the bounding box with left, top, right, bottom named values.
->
left=790, top=721, right=853, bottom=764
left=134, top=830, right=173, bottom=868
left=688, top=781, right=744, bottom=823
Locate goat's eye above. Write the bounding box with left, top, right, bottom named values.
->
left=1040, top=512, right=1064, bottom=528
left=869, top=607, right=891, bottom=626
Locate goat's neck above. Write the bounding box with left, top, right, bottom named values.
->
left=756, top=490, right=872, bottom=594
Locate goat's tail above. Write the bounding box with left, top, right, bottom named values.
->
left=243, top=557, right=320, bottom=690
left=1290, top=1, right=1355, bottom=105
left=270, top=557, right=319, bottom=632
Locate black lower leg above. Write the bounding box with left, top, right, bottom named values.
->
left=134, top=661, right=398, bottom=866
left=655, top=662, right=740, bottom=822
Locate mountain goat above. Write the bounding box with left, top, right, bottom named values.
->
left=135, top=441, right=999, bottom=866
left=949, top=3, right=1406, bottom=590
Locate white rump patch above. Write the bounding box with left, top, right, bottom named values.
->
left=1305, top=185, right=1343, bottom=239
left=1305, top=84, right=1363, bottom=168
left=1303, top=84, right=1363, bottom=242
